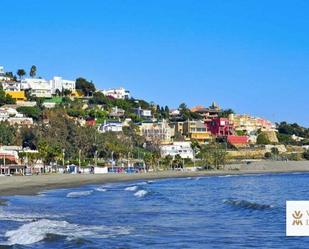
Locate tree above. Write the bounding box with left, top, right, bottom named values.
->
left=256, top=132, right=272, bottom=145
left=0, top=89, right=16, bottom=106
left=198, top=143, right=227, bottom=169
left=17, top=69, right=26, bottom=80
left=219, top=109, right=235, bottom=118
left=0, top=122, right=16, bottom=145
left=29, top=65, right=37, bottom=78
left=17, top=106, right=42, bottom=121
left=75, top=77, right=96, bottom=96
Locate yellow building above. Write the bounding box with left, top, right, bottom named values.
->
left=70, top=90, right=84, bottom=98
left=5, top=91, right=27, bottom=101
left=176, top=120, right=212, bottom=143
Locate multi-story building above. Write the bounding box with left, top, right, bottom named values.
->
left=21, top=78, right=52, bottom=98
left=228, top=114, right=276, bottom=135
left=182, top=120, right=212, bottom=143
left=206, top=118, right=234, bottom=137
left=0, top=66, right=10, bottom=82
left=138, top=120, right=175, bottom=144
left=160, top=142, right=194, bottom=159
left=50, top=76, right=75, bottom=94
left=100, top=87, right=130, bottom=100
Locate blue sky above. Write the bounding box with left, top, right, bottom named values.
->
left=1, top=0, right=308, bottom=126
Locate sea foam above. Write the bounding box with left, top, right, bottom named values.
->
left=4, top=219, right=132, bottom=245
left=134, top=190, right=148, bottom=198
left=66, top=190, right=93, bottom=198
left=95, top=187, right=107, bottom=192
left=125, top=186, right=138, bottom=192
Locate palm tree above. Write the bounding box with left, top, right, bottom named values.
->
left=17, top=69, right=26, bottom=80
left=29, top=65, right=37, bottom=78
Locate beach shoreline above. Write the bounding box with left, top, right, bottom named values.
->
left=0, top=161, right=309, bottom=197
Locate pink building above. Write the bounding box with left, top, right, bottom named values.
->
left=206, top=118, right=234, bottom=137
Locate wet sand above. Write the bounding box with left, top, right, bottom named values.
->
left=1, top=161, right=309, bottom=196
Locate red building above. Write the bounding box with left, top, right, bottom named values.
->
left=227, top=135, right=249, bottom=146
left=206, top=118, right=234, bottom=137
left=86, top=118, right=96, bottom=126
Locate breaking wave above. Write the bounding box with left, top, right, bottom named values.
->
left=223, top=199, right=273, bottom=210
left=4, top=219, right=132, bottom=245
left=66, top=191, right=93, bottom=198
left=134, top=190, right=148, bottom=198
left=125, top=186, right=138, bottom=192
left=95, top=187, right=107, bottom=192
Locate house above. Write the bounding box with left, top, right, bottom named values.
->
left=206, top=118, right=234, bottom=137
left=160, top=142, right=194, bottom=159
left=21, top=78, right=52, bottom=98
left=191, top=102, right=221, bottom=121
left=2, top=81, right=27, bottom=101
left=100, top=87, right=130, bottom=100
left=109, top=106, right=125, bottom=118
left=138, top=120, right=175, bottom=144
left=0, top=66, right=10, bottom=82
left=176, top=120, right=212, bottom=143
left=135, top=107, right=152, bottom=118
left=50, top=76, right=75, bottom=94
left=98, top=121, right=123, bottom=133
left=183, top=120, right=212, bottom=143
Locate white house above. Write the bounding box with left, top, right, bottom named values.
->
left=160, top=142, right=194, bottom=159
left=0, top=66, right=11, bottom=82
left=135, top=107, right=152, bottom=118
left=100, top=87, right=130, bottom=100
left=50, top=76, right=75, bottom=94
left=98, top=121, right=123, bottom=133
left=21, top=78, right=52, bottom=98
left=2, top=81, right=21, bottom=91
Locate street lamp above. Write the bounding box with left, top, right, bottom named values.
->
left=62, top=149, right=65, bottom=172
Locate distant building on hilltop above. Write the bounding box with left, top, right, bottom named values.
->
left=100, top=87, right=130, bottom=100
left=228, top=114, right=276, bottom=135
left=0, top=66, right=10, bottom=82
left=191, top=102, right=221, bottom=121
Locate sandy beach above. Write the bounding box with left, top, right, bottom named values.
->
left=1, top=161, right=309, bottom=196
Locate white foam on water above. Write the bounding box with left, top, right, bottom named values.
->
left=4, top=219, right=132, bottom=245
left=136, top=181, right=148, bottom=186
left=95, top=187, right=107, bottom=192
left=0, top=209, right=60, bottom=222
left=134, top=190, right=148, bottom=198
left=218, top=175, right=237, bottom=178
left=125, top=186, right=138, bottom=192
left=66, top=190, right=93, bottom=198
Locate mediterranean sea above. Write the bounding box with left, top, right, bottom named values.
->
left=1, top=173, right=309, bottom=248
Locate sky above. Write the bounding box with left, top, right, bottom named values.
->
left=1, top=0, right=308, bottom=126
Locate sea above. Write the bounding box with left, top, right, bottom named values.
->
left=1, top=172, right=309, bottom=248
